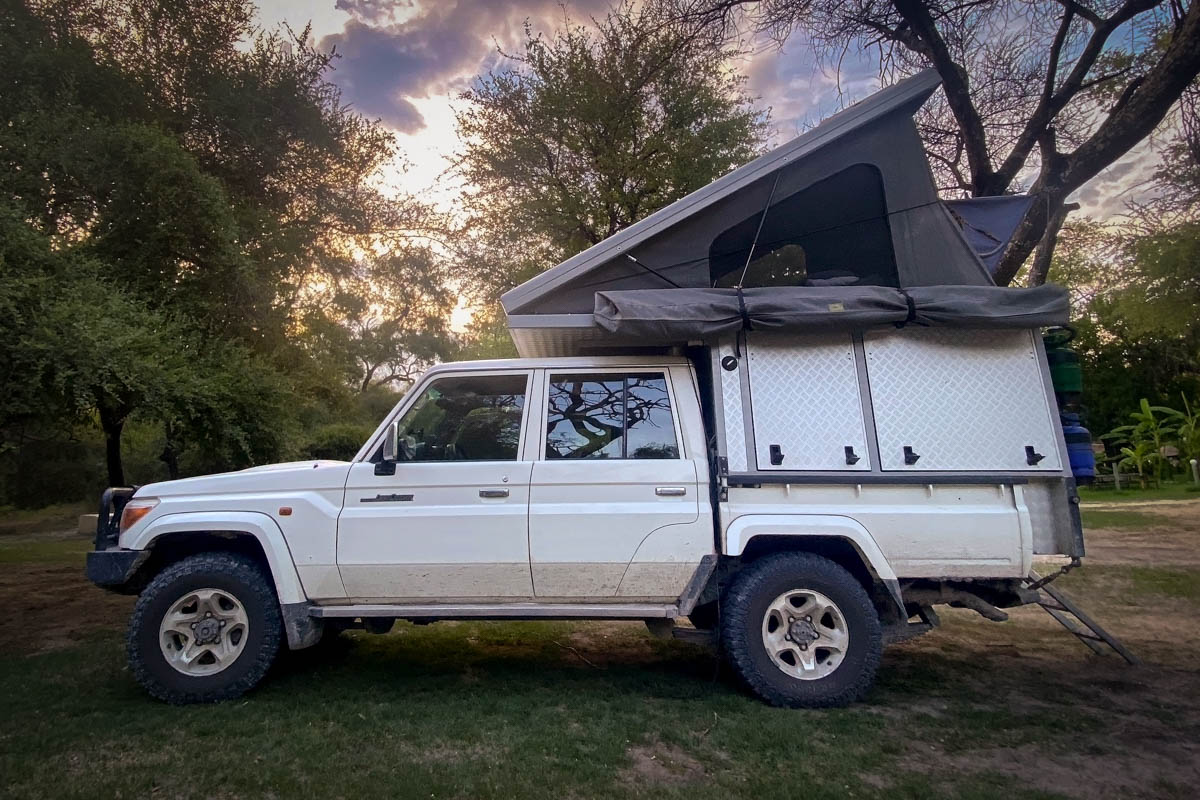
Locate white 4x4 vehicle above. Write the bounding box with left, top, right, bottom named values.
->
left=88, top=342, right=1083, bottom=708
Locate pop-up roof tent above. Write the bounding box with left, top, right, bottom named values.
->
left=500, top=70, right=1065, bottom=357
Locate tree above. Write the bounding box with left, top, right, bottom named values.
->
left=452, top=1, right=769, bottom=304
left=298, top=247, right=458, bottom=394
left=675, top=0, right=1200, bottom=285
left=1, top=0, right=452, bottom=489
left=1046, top=218, right=1200, bottom=438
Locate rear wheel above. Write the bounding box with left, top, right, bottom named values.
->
left=721, top=552, right=881, bottom=708
left=128, top=553, right=282, bottom=704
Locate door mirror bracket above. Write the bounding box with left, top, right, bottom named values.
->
left=381, top=420, right=399, bottom=462
left=376, top=422, right=399, bottom=475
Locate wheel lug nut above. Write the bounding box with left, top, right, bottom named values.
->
left=800, top=644, right=808, bottom=650
left=805, top=615, right=812, bottom=622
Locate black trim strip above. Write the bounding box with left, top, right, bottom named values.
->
left=726, top=473, right=1033, bottom=486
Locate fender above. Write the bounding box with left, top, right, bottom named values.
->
left=725, top=514, right=904, bottom=612
left=126, top=511, right=307, bottom=605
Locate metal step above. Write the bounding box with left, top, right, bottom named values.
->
left=1026, top=571, right=1140, bottom=665
left=310, top=602, right=679, bottom=620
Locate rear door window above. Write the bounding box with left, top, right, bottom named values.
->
left=545, top=373, right=679, bottom=460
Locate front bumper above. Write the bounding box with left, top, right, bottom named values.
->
left=87, top=486, right=144, bottom=592
left=86, top=548, right=147, bottom=589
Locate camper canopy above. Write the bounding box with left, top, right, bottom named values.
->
left=499, top=70, right=1064, bottom=357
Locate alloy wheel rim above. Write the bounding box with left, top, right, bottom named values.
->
left=158, top=587, right=249, bottom=676
left=761, top=588, right=849, bottom=680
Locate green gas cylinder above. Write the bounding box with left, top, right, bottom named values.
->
left=1043, top=327, right=1083, bottom=396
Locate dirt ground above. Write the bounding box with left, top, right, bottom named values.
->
left=1077, top=500, right=1200, bottom=566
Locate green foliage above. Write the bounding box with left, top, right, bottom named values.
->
left=0, top=0, right=454, bottom=501
left=304, top=423, right=378, bottom=462
left=452, top=1, right=769, bottom=303
left=1048, top=219, right=1200, bottom=439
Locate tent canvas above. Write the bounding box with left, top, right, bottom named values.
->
left=500, top=70, right=1055, bottom=357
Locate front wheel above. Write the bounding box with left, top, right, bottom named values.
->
left=128, top=552, right=282, bottom=704
left=721, top=552, right=881, bottom=708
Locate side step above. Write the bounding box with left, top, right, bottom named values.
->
left=1025, top=571, right=1140, bottom=665
left=310, top=602, right=678, bottom=620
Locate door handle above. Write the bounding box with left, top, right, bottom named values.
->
left=655, top=487, right=687, bottom=497
left=479, top=488, right=510, bottom=498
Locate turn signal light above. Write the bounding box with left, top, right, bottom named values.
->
left=119, top=499, right=158, bottom=532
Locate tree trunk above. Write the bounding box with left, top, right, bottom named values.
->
left=160, top=422, right=181, bottom=481
left=1026, top=201, right=1079, bottom=287
left=97, top=404, right=127, bottom=487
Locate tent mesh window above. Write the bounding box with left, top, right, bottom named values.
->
left=710, top=164, right=900, bottom=289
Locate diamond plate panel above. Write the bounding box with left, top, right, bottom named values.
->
left=718, top=339, right=748, bottom=472
left=747, top=333, right=870, bottom=471
left=864, top=328, right=1062, bottom=471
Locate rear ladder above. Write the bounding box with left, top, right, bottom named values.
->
left=1025, top=570, right=1140, bottom=665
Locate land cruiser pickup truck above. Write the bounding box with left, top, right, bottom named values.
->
left=88, top=347, right=1080, bottom=708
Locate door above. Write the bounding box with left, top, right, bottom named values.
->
left=863, top=328, right=1064, bottom=471
left=528, top=371, right=702, bottom=598
left=746, top=332, right=871, bottom=471
left=337, top=371, right=535, bottom=600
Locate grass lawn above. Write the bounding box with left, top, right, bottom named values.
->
left=1078, top=482, right=1200, bottom=504
left=1078, top=509, right=1169, bottom=530
left=2, top=509, right=1199, bottom=799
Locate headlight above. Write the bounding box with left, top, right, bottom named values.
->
left=119, top=498, right=159, bottom=532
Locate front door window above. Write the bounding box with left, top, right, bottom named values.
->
left=393, top=374, right=527, bottom=462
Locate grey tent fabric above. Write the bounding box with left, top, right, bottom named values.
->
left=906, top=284, right=1068, bottom=328
left=593, top=287, right=909, bottom=338
left=593, top=284, right=1068, bottom=339
left=944, top=195, right=1035, bottom=276
left=503, top=70, right=997, bottom=318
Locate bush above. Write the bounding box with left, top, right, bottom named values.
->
left=303, top=423, right=376, bottom=461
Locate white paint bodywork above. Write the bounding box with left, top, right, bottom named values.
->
left=724, top=483, right=1032, bottom=579
left=116, top=349, right=1063, bottom=613
left=119, top=461, right=352, bottom=600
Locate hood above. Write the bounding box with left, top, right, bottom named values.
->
left=137, top=460, right=353, bottom=498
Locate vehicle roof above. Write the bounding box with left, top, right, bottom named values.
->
left=422, top=355, right=693, bottom=375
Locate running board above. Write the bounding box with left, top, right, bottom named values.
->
left=1025, top=571, right=1140, bottom=665
left=310, top=602, right=679, bottom=620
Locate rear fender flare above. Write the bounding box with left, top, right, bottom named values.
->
left=725, top=514, right=903, bottom=612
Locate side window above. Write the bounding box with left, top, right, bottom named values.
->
left=394, top=374, right=527, bottom=462
left=546, top=373, right=679, bottom=460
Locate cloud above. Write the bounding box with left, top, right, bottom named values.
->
left=318, top=0, right=608, bottom=133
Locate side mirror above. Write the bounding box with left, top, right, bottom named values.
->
left=381, top=420, right=399, bottom=463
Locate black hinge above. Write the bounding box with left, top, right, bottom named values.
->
left=1025, top=446, right=1046, bottom=466
left=903, top=446, right=921, bottom=465
left=844, top=446, right=861, bottom=465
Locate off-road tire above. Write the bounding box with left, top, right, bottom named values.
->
left=720, top=552, right=881, bottom=708
left=128, top=552, right=282, bottom=704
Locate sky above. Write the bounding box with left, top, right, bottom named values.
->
left=255, top=0, right=1160, bottom=222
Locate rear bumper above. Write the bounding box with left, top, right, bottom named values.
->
left=86, top=548, right=147, bottom=590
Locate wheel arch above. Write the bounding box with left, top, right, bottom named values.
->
left=126, top=512, right=306, bottom=605
left=723, top=514, right=904, bottom=620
